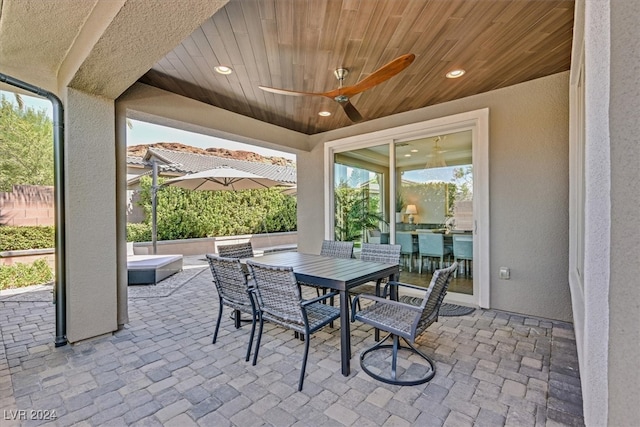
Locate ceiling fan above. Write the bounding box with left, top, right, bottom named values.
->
left=258, top=53, right=415, bottom=123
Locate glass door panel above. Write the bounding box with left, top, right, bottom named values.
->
left=333, top=144, right=390, bottom=251
left=395, top=131, right=473, bottom=294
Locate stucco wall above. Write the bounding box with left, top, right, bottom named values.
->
left=311, top=72, right=571, bottom=321
left=608, top=0, right=640, bottom=423
left=485, top=73, right=570, bottom=321
left=296, top=143, right=326, bottom=255
left=65, top=88, right=118, bottom=343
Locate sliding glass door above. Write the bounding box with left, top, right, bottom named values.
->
left=326, top=110, right=489, bottom=306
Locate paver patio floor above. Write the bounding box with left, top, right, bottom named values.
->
left=0, top=259, right=584, bottom=426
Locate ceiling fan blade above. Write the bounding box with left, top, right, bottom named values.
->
left=339, top=101, right=364, bottom=122
left=331, top=53, right=415, bottom=98
left=258, top=85, right=323, bottom=97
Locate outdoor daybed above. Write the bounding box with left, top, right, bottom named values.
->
left=127, top=243, right=183, bottom=285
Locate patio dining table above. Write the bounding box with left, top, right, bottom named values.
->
left=242, top=251, right=400, bottom=376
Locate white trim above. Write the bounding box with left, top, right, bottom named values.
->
left=568, top=27, right=586, bottom=368
left=324, top=109, right=490, bottom=308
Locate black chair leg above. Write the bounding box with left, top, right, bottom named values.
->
left=298, top=331, right=311, bottom=391
left=245, top=315, right=257, bottom=362
left=391, top=335, right=399, bottom=381
left=252, top=315, right=264, bottom=366
left=213, top=299, right=223, bottom=344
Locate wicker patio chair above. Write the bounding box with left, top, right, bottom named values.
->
left=299, top=240, right=354, bottom=299
left=217, top=241, right=254, bottom=259
left=360, top=242, right=402, bottom=266
left=217, top=242, right=255, bottom=325
left=206, top=254, right=258, bottom=362
left=352, top=243, right=402, bottom=303
left=246, top=260, right=341, bottom=391
left=351, top=262, right=458, bottom=385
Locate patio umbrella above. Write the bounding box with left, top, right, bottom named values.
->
left=151, top=166, right=289, bottom=253
left=281, top=185, right=297, bottom=196
left=163, top=166, right=283, bottom=191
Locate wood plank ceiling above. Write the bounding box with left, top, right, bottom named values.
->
left=139, top=0, right=574, bottom=135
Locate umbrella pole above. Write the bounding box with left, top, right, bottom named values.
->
left=152, top=160, right=158, bottom=255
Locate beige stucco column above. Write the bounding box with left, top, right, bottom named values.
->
left=54, top=0, right=232, bottom=342
left=64, top=88, right=118, bottom=343
left=608, top=0, right=640, bottom=423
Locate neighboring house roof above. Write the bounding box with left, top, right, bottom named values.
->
left=127, top=156, right=147, bottom=166
left=127, top=147, right=297, bottom=187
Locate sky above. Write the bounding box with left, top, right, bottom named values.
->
left=1, top=90, right=296, bottom=161
left=126, top=119, right=296, bottom=160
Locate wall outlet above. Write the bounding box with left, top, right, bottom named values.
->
left=499, top=267, right=510, bottom=280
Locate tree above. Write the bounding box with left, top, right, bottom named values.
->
left=334, top=181, right=385, bottom=242
left=0, top=94, right=54, bottom=191
left=452, top=166, right=473, bottom=202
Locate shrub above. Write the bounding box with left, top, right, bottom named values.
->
left=0, top=226, right=55, bottom=251
left=127, top=223, right=151, bottom=242
left=0, top=258, right=53, bottom=290
left=136, top=176, right=297, bottom=241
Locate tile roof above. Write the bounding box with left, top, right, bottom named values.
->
left=128, top=147, right=297, bottom=185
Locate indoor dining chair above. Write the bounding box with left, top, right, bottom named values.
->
left=396, top=232, right=418, bottom=272
left=453, top=234, right=473, bottom=277
left=417, top=232, right=452, bottom=274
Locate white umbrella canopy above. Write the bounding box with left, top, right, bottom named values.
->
left=281, top=185, right=297, bottom=196
left=163, top=167, right=285, bottom=191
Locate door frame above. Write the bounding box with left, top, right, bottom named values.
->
left=324, top=109, right=490, bottom=308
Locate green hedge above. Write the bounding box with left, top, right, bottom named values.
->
left=0, top=258, right=53, bottom=290
left=0, top=226, right=55, bottom=251
left=127, top=223, right=151, bottom=242
left=130, top=176, right=297, bottom=242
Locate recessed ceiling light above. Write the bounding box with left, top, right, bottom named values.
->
left=318, top=111, right=331, bottom=117
left=446, top=69, right=465, bottom=79
left=404, top=154, right=411, bottom=157
left=410, top=149, right=419, bottom=153
left=214, top=65, right=233, bottom=75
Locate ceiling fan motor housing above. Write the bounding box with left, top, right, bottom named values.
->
left=333, top=68, right=349, bottom=80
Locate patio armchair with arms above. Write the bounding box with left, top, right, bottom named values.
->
left=205, top=254, right=258, bottom=362
left=246, top=260, right=341, bottom=391
left=351, top=262, right=458, bottom=385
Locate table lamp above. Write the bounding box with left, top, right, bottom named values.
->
left=405, top=204, right=418, bottom=224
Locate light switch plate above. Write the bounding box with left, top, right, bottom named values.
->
left=499, top=267, right=510, bottom=280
